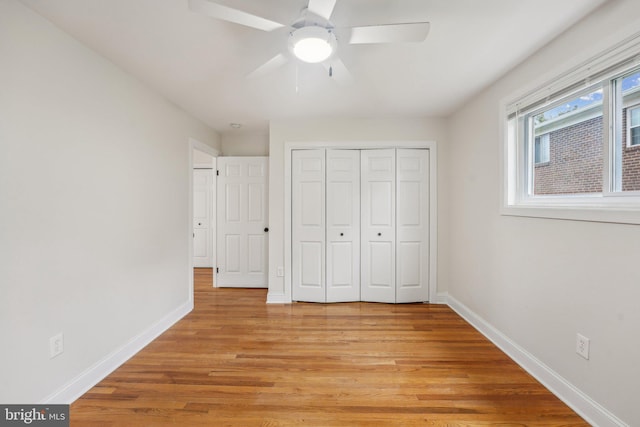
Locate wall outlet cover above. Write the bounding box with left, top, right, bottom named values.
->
left=50, top=333, right=64, bottom=359
left=576, top=333, right=590, bottom=360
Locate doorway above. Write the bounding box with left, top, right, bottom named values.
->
left=189, top=138, right=219, bottom=302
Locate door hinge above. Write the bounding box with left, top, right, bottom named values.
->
left=216, top=170, right=219, bottom=176
left=216, top=267, right=219, bottom=274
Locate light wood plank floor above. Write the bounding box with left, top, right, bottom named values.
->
left=70, top=268, right=588, bottom=426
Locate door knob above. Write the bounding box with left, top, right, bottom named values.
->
left=264, top=227, right=269, bottom=232
left=340, top=233, right=344, bottom=236
left=198, top=223, right=202, bottom=226
left=377, top=232, right=382, bottom=236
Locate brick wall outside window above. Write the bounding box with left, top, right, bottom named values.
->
left=534, top=116, right=603, bottom=194
left=534, top=108, right=640, bottom=194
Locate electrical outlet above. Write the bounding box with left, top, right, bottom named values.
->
left=277, top=266, right=284, bottom=277
left=576, top=333, right=590, bottom=360
left=50, top=333, right=64, bottom=359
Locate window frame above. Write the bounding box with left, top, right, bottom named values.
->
left=501, top=30, right=640, bottom=225
left=534, top=133, right=550, bottom=165
left=626, top=104, right=640, bottom=148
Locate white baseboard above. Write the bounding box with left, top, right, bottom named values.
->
left=266, top=292, right=290, bottom=304
left=446, top=294, right=628, bottom=427
left=431, top=292, right=448, bottom=304
left=267, top=293, right=444, bottom=304
left=42, top=300, right=193, bottom=404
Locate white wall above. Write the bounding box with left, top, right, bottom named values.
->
left=268, top=117, right=449, bottom=302
left=221, top=131, right=269, bottom=156
left=0, top=0, right=219, bottom=403
left=446, top=1, right=640, bottom=425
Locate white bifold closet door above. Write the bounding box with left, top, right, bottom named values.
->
left=292, top=149, right=360, bottom=303
left=291, top=149, right=326, bottom=302
left=360, top=149, right=396, bottom=303
left=326, top=150, right=360, bottom=302
left=395, top=149, right=430, bottom=303
left=360, top=149, right=430, bottom=302
left=292, top=148, right=429, bottom=303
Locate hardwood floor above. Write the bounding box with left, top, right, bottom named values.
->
left=70, top=268, right=588, bottom=426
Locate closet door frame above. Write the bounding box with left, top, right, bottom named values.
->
left=281, top=140, right=438, bottom=305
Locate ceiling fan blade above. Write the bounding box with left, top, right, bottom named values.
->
left=307, top=0, right=337, bottom=21
left=188, top=0, right=285, bottom=32
left=246, top=53, right=289, bottom=79
left=323, top=57, right=353, bottom=85
left=349, top=22, right=430, bottom=44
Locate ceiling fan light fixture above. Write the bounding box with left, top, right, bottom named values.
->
left=294, top=38, right=332, bottom=63
left=289, top=26, right=336, bottom=63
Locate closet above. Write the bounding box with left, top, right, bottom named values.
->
left=292, top=148, right=430, bottom=303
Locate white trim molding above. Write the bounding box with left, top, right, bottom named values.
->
left=266, top=292, right=289, bottom=304
left=432, top=292, right=449, bottom=305
left=42, top=301, right=192, bottom=404
left=446, top=294, right=629, bottom=427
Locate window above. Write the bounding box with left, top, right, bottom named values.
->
left=628, top=106, right=640, bottom=147
left=615, top=71, right=640, bottom=192
left=529, top=86, right=604, bottom=196
left=503, top=34, right=640, bottom=224
left=534, top=134, right=550, bottom=165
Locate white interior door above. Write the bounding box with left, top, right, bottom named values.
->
left=193, top=168, right=214, bottom=268
left=396, top=149, right=430, bottom=302
left=360, top=149, right=396, bottom=303
left=217, top=157, right=268, bottom=287
left=326, top=150, right=360, bottom=302
left=292, top=149, right=326, bottom=302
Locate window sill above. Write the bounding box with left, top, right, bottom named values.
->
left=501, top=202, right=640, bottom=225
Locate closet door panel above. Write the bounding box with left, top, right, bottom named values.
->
left=292, top=149, right=326, bottom=302
left=360, top=149, right=396, bottom=303
left=300, top=242, right=323, bottom=286
left=369, top=242, right=394, bottom=286
left=326, top=150, right=360, bottom=302
left=396, top=149, right=430, bottom=302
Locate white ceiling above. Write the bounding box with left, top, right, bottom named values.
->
left=21, top=0, right=607, bottom=134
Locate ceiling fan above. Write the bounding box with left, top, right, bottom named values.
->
left=188, top=0, right=430, bottom=83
